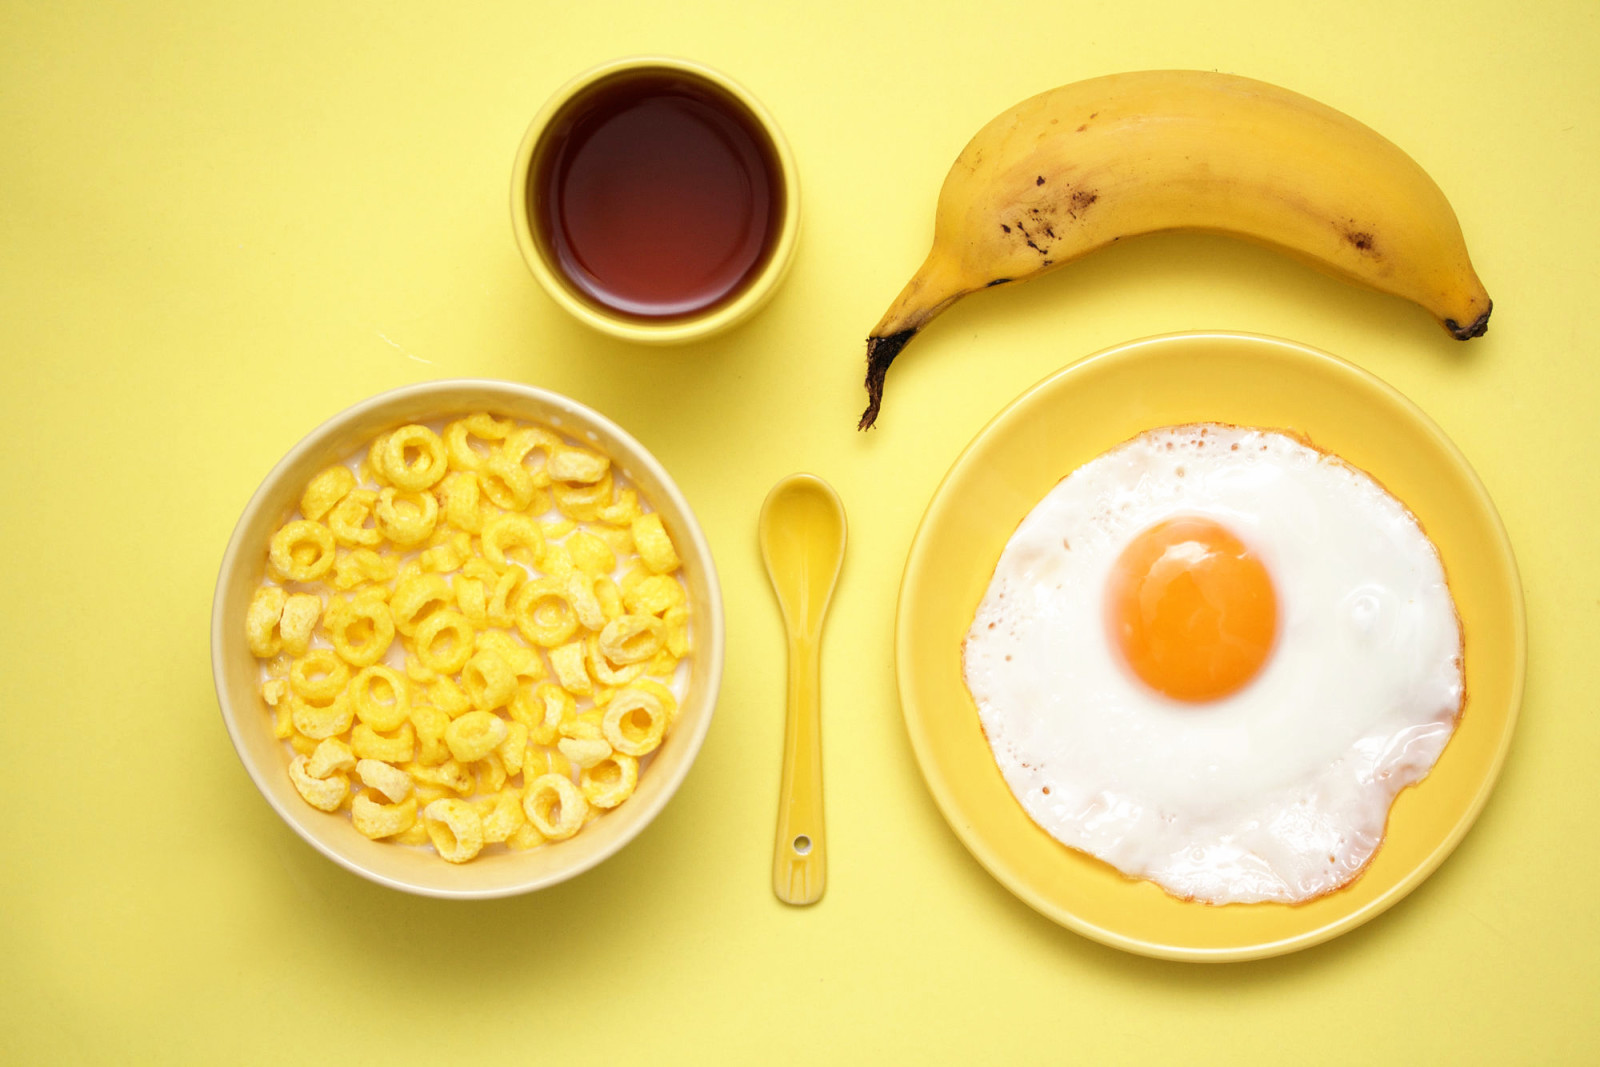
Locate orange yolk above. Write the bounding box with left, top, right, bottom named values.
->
left=1105, top=517, right=1277, bottom=702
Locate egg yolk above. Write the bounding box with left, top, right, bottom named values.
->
left=1105, top=517, right=1277, bottom=702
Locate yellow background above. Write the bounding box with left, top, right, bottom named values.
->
left=2, top=1, right=1595, bottom=1062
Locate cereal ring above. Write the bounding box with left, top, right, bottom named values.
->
left=548, top=446, right=609, bottom=485
left=481, top=513, right=544, bottom=569
left=269, top=520, right=337, bottom=582
left=552, top=471, right=613, bottom=522
left=480, top=452, right=536, bottom=511
left=454, top=575, right=488, bottom=625
left=586, top=634, right=647, bottom=687
left=631, top=513, right=681, bottom=575
left=521, top=774, right=588, bottom=841
left=349, top=665, right=411, bottom=732
left=475, top=751, right=508, bottom=794
left=278, top=593, right=322, bottom=656
left=566, top=531, right=617, bottom=577
left=323, top=597, right=395, bottom=668
left=355, top=758, right=412, bottom=803
left=410, top=705, right=451, bottom=765
left=352, top=791, right=418, bottom=840
left=461, top=650, right=515, bottom=711
left=498, top=721, right=529, bottom=776
left=289, top=649, right=350, bottom=705
left=423, top=799, right=484, bottom=863
left=327, top=489, right=382, bottom=547
left=381, top=425, right=448, bottom=492
left=443, top=413, right=513, bottom=474
left=413, top=610, right=475, bottom=675
left=437, top=470, right=493, bottom=534
left=596, top=489, right=642, bottom=527
left=506, top=822, right=547, bottom=851
left=500, top=425, right=562, bottom=480
left=512, top=579, right=580, bottom=648
left=623, top=574, right=687, bottom=617
left=412, top=759, right=474, bottom=795
left=375, top=487, right=439, bottom=547
left=598, top=614, right=665, bottom=665
left=480, top=789, right=526, bottom=844
left=247, top=585, right=287, bottom=658
left=580, top=753, right=638, bottom=809
left=602, top=687, right=669, bottom=757
left=389, top=573, right=452, bottom=636
left=289, top=755, right=348, bottom=812
left=445, top=710, right=508, bottom=763
left=549, top=640, right=593, bottom=696
left=557, top=736, right=612, bottom=769
left=351, top=721, right=416, bottom=762
left=418, top=539, right=467, bottom=574
left=562, top=573, right=606, bottom=632
left=427, top=675, right=471, bottom=717
left=291, top=693, right=354, bottom=741
left=331, top=546, right=396, bottom=591
left=663, top=604, right=690, bottom=657
left=486, top=567, right=524, bottom=628
left=306, top=737, right=357, bottom=779
left=301, top=466, right=357, bottom=522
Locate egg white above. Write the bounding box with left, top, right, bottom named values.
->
left=961, top=424, right=1463, bottom=904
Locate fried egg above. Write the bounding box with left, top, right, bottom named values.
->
left=962, top=424, right=1463, bottom=904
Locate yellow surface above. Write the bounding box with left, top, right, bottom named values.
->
left=899, top=333, right=1524, bottom=960
left=1, top=0, right=1596, bottom=1062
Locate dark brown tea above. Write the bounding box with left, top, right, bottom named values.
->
left=530, top=70, right=786, bottom=321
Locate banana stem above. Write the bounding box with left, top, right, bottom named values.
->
left=859, top=255, right=973, bottom=430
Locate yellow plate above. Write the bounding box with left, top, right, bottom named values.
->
left=896, top=332, right=1525, bottom=962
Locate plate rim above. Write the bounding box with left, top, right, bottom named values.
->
left=894, top=330, right=1527, bottom=962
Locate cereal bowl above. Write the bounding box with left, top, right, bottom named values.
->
left=212, top=380, right=724, bottom=898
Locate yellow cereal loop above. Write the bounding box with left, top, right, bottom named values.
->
left=306, top=737, right=357, bottom=779
left=355, top=759, right=412, bottom=803
left=410, top=705, right=451, bottom=765
left=381, top=425, right=448, bottom=492
left=486, top=567, right=524, bottom=628
left=289, top=649, right=350, bottom=704
left=454, top=575, right=488, bottom=625
left=445, top=710, right=508, bottom=763
left=566, top=531, right=616, bottom=577
left=461, top=650, right=515, bottom=711
left=289, top=756, right=348, bottom=812
left=301, top=465, right=357, bottom=522
left=663, top=604, right=690, bottom=657
left=437, top=470, right=491, bottom=534
left=498, top=721, right=528, bottom=776
left=548, top=445, right=610, bottom=484
left=390, top=573, right=452, bottom=636
left=624, top=574, right=687, bottom=617
left=411, top=759, right=474, bottom=796
left=633, top=678, right=680, bottom=728
left=506, top=822, right=546, bottom=851
left=481, top=513, right=544, bottom=569
left=599, top=614, right=665, bottom=664
left=328, top=489, right=382, bottom=547
left=522, top=774, right=588, bottom=841
left=480, top=452, right=536, bottom=511
left=597, top=489, right=642, bottom=527
left=481, top=789, right=526, bottom=844
left=549, top=641, right=593, bottom=696
left=587, top=634, right=646, bottom=687
left=647, top=649, right=679, bottom=678
left=602, top=687, right=669, bottom=757
left=414, top=610, right=475, bottom=674
left=581, top=753, right=638, bottom=809
left=419, top=540, right=467, bottom=574
left=557, top=736, right=612, bottom=769
left=476, top=751, right=508, bottom=794
left=278, top=593, right=322, bottom=656
left=552, top=471, right=613, bottom=522
left=351, top=721, right=416, bottom=763
left=375, top=487, right=439, bottom=547
left=353, top=791, right=418, bottom=840
left=331, top=546, right=396, bottom=591
left=511, top=578, right=579, bottom=648
left=247, top=585, right=287, bottom=658
left=288, top=732, right=320, bottom=757
left=562, top=573, right=606, bottom=632
left=427, top=676, right=471, bottom=717
left=364, top=431, right=394, bottom=485
left=323, top=597, right=395, bottom=668
left=595, top=577, right=624, bottom=621
left=500, top=425, right=562, bottom=482
left=423, top=799, right=484, bottom=864
left=269, top=520, right=337, bottom=583
left=349, top=665, right=411, bottom=732
left=541, top=518, right=577, bottom=541
left=631, top=513, right=681, bottom=575
left=443, top=413, right=513, bottom=474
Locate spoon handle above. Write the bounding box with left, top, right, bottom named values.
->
left=773, top=632, right=825, bottom=905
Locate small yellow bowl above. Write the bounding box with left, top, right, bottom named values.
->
left=211, top=380, right=724, bottom=898
left=509, top=56, right=801, bottom=345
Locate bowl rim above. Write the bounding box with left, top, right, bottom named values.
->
left=211, top=378, right=724, bottom=898
left=508, top=54, right=802, bottom=345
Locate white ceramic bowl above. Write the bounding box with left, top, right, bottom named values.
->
left=212, top=380, right=724, bottom=898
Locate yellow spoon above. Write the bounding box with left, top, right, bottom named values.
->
left=759, top=473, right=847, bottom=906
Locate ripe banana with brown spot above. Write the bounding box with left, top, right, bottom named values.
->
left=858, top=70, right=1492, bottom=429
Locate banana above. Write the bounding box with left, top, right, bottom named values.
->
left=858, top=70, right=1491, bottom=429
